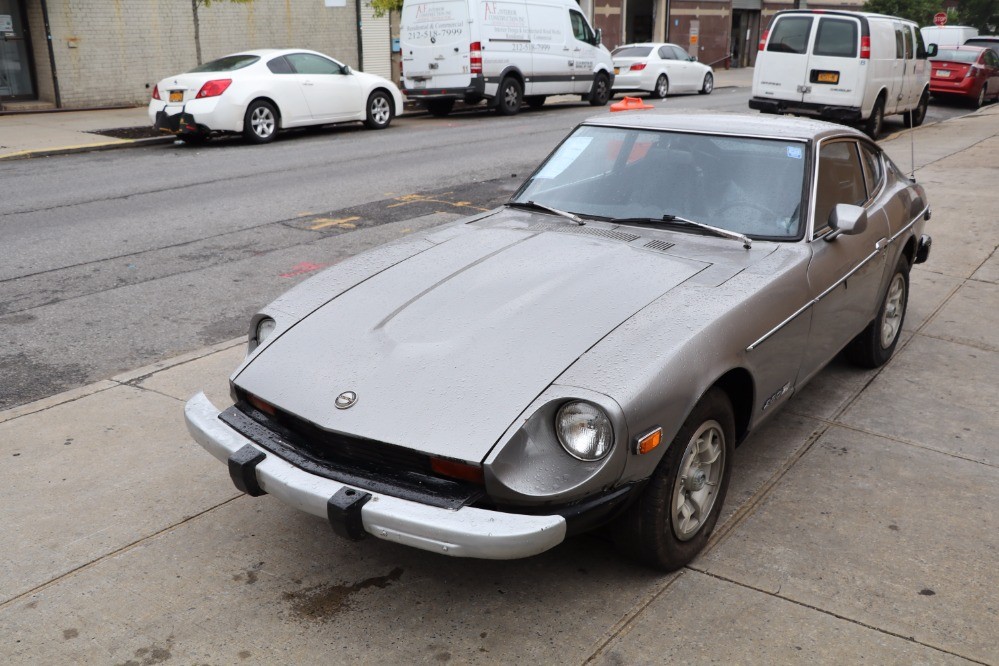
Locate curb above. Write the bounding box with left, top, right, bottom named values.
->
left=0, top=135, right=176, bottom=161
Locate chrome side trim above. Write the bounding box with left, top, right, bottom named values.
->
left=747, top=206, right=926, bottom=352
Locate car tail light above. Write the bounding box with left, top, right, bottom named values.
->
left=966, top=65, right=981, bottom=78
left=196, top=78, right=232, bottom=99
left=152, top=84, right=161, bottom=101
left=430, top=457, right=484, bottom=484
left=758, top=29, right=769, bottom=51
left=860, top=36, right=871, bottom=59
left=470, top=42, right=483, bottom=75
left=629, top=63, right=647, bottom=71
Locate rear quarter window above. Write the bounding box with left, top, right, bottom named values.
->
left=813, top=18, right=858, bottom=57
left=767, top=16, right=813, bottom=54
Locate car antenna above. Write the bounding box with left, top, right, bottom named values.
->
left=909, top=123, right=917, bottom=182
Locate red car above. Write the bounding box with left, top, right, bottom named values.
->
left=930, top=46, right=999, bottom=108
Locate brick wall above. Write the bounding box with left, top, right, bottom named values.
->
left=35, top=0, right=359, bottom=109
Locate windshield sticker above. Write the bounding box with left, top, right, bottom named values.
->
left=786, top=146, right=804, bottom=160
left=536, top=137, right=593, bottom=179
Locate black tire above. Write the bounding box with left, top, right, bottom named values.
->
left=364, top=90, right=393, bottom=129
left=613, top=388, right=735, bottom=571
left=588, top=72, right=611, bottom=106
left=864, top=96, right=885, bottom=139
left=242, top=100, right=278, bottom=144
left=845, top=255, right=910, bottom=368
left=496, top=77, right=522, bottom=115
left=651, top=74, right=669, bottom=99
left=972, top=84, right=986, bottom=109
left=525, top=95, right=546, bottom=109
left=904, top=90, right=928, bottom=128
left=426, top=99, right=454, bottom=117
left=699, top=72, right=714, bottom=95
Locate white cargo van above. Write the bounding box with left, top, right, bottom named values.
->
left=400, top=0, right=615, bottom=115
left=920, top=25, right=979, bottom=48
left=749, top=10, right=936, bottom=138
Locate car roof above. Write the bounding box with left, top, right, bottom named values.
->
left=583, top=112, right=863, bottom=142
left=223, top=48, right=330, bottom=58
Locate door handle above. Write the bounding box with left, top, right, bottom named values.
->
left=875, top=237, right=889, bottom=252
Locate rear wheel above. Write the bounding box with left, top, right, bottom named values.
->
left=496, top=77, right=522, bottom=116
left=699, top=72, right=714, bottom=95
left=525, top=95, right=546, bottom=109
left=589, top=72, right=611, bottom=106
left=904, top=90, right=928, bottom=128
left=243, top=100, right=278, bottom=144
left=364, top=90, right=393, bottom=129
left=846, top=255, right=909, bottom=368
left=426, top=99, right=454, bottom=117
left=864, top=96, right=885, bottom=139
left=972, top=84, right=987, bottom=109
left=613, top=388, right=735, bottom=571
left=650, top=74, right=669, bottom=99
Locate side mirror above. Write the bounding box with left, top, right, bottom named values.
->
left=926, top=43, right=938, bottom=58
left=825, top=204, right=868, bottom=241
left=595, top=28, right=602, bottom=46
left=343, top=65, right=353, bottom=75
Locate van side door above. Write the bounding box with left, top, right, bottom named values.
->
left=899, top=24, right=920, bottom=109
left=481, top=1, right=532, bottom=90
left=526, top=2, right=569, bottom=95
left=801, top=15, right=864, bottom=111
left=886, top=22, right=907, bottom=113
left=757, top=14, right=815, bottom=103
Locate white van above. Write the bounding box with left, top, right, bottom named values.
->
left=400, top=0, right=614, bottom=115
left=920, top=25, right=979, bottom=48
left=750, top=10, right=936, bottom=137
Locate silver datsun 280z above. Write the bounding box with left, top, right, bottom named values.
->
left=185, top=113, right=931, bottom=570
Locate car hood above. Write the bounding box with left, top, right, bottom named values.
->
left=235, top=224, right=707, bottom=461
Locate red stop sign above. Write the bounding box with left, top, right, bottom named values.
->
left=934, top=12, right=948, bottom=26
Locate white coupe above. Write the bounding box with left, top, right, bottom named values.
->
left=611, top=43, right=714, bottom=99
left=149, top=49, right=405, bottom=144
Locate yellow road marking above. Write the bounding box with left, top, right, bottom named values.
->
left=386, top=193, right=489, bottom=212
left=309, top=215, right=360, bottom=230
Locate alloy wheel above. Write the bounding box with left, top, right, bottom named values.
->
left=880, top=273, right=906, bottom=349
left=671, top=420, right=726, bottom=541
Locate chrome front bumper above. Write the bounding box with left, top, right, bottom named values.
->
left=184, top=392, right=567, bottom=559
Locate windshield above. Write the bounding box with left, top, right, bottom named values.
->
left=512, top=125, right=808, bottom=240
left=931, top=48, right=981, bottom=63
left=188, top=55, right=260, bottom=73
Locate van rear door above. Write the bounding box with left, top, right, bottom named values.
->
left=758, top=14, right=816, bottom=103
left=801, top=15, right=865, bottom=110
left=401, top=0, right=472, bottom=88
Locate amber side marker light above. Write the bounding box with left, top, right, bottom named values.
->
left=431, top=457, right=485, bottom=485
left=246, top=393, right=277, bottom=417
left=635, top=427, right=663, bottom=455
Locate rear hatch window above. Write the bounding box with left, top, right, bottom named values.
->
left=768, top=16, right=813, bottom=54
left=813, top=18, right=857, bottom=58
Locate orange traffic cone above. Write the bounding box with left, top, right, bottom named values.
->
left=610, top=96, right=655, bottom=112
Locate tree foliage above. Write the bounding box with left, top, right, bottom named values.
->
left=861, top=0, right=944, bottom=27
left=369, top=0, right=403, bottom=18
left=955, top=0, right=998, bottom=33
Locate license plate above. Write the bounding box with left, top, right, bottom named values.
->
left=412, top=80, right=426, bottom=89
left=614, top=67, right=620, bottom=75
left=169, top=91, right=183, bottom=102
left=816, top=72, right=839, bottom=84
left=936, top=69, right=950, bottom=77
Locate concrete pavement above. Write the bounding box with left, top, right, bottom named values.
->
left=1, top=103, right=997, bottom=664
left=0, top=67, right=756, bottom=161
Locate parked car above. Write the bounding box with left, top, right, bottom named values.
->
left=185, top=113, right=931, bottom=571
left=750, top=10, right=936, bottom=138
left=930, top=46, right=999, bottom=108
left=149, top=49, right=404, bottom=144
left=399, top=0, right=614, bottom=115
left=611, top=43, right=714, bottom=98
left=964, top=36, right=999, bottom=57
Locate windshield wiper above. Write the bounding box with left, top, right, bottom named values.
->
left=506, top=200, right=585, bottom=225
left=611, top=214, right=752, bottom=249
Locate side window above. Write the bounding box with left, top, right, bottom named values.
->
left=986, top=51, right=999, bottom=69
left=569, top=11, right=593, bottom=44
left=894, top=26, right=905, bottom=59
left=858, top=143, right=884, bottom=201
left=813, top=141, right=867, bottom=236
left=287, top=53, right=343, bottom=75
left=814, top=18, right=858, bottom=58
left=658, top=46, right=674, bottom=60
left=671, top=45, right=689, bottom=60
left=267, top=56, right=294, bottom=74
left=767, top=16, right=813, bottom=54
left=903, top=26, right=913, bottom=59
left=915, top=28, right=928, bottom=59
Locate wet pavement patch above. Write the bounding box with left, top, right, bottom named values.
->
left=88, top=127, right=163, bottom=140
left=282, top=567, right=404, bottom=622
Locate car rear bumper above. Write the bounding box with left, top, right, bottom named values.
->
left=749, top=97, right=863, bottom=122
left=149, top=97, right=242, bottom=135
left=184, top=392, right=567, bottom=559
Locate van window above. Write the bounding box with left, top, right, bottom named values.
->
left=813, top=141, right=867, bottom=236
left=895, top=26, right=905, bottom=58
left=915, top=29, right=928, bottom=58
left=570, top=10, right=595, bottom=44
left=767, top=16, right=813, bottom=54
left=814, top=18, right=858, bottom=58
left=903, top=26, right=913, bottom=59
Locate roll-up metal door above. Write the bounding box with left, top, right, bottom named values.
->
left=360, top=1, right=392, bottom=78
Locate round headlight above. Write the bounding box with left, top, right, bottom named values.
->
left=255, top=317, right=276, bottom=346
left=556, top=401, right=614, bottom=461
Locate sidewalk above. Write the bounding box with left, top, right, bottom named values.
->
left=0, top=67, right=755, bottom=161
left=2, top=103, right=995, bottom=664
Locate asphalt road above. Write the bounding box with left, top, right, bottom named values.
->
left=0, top=87, right=975, bottom=409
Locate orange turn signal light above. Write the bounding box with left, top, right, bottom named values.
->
left=635, top=427, right=663, bottom=455
left=431, top=457, right=485, bottom=485
left=246, top=393, right=277, bottom=416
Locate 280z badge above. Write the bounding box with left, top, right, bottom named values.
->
left=335, top=391, right=357, bottom=409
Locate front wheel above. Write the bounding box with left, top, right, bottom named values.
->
left=364, top=90, right=393, bottom=129
left=613, top=388, right=735, bottom=571
left=589, top=72, right=611, bottom=106
left=496, top=77, right=522, bottom=116
left=699, top=72, right=714, bottom=95
left=846, top=256, right=909, bottom=368
left=243, top=100, right=278, bottom=144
